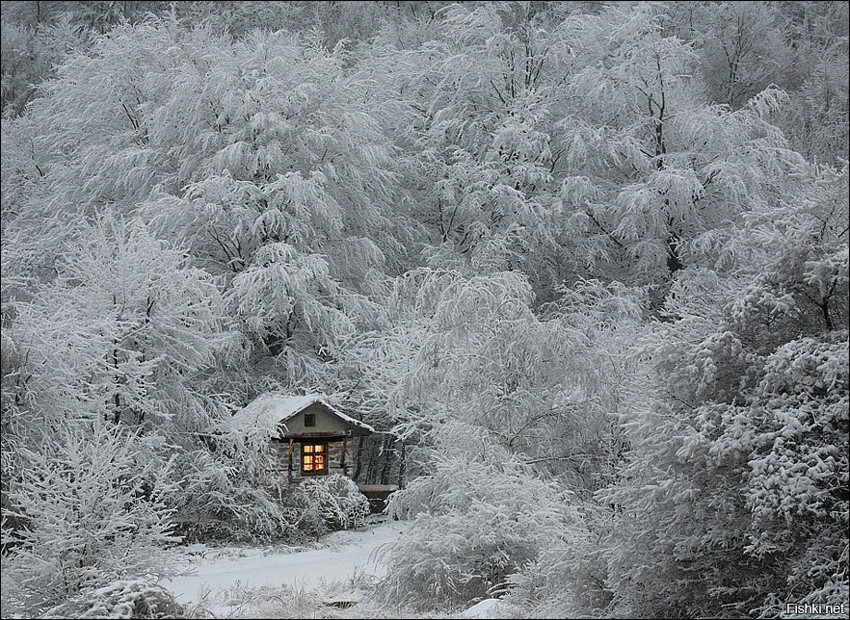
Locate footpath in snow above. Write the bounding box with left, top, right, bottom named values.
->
left=164, top=518, right=407, bottom=614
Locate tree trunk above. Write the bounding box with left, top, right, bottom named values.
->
left=397, top=441, right=407, bottom=489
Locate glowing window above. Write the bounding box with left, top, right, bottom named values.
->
left=301, top=442, right=328, bottom=475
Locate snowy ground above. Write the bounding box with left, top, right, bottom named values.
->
left=164, top=518, right=410, bottom=618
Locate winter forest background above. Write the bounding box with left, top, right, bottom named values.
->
left=0, top=1, right=847, bottom=618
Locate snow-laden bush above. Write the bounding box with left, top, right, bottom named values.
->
left=0, top=421, right=180, bottom=616
left=286, top=474, right=370, bottom=540
left=167, top=408, right=306, bottom=543
left=39, top=579, right=185, bottom=619
left=191, top=579, right=372, bottom=620
left=376, top=425, right=584, bottom=612
left=499, top=504, right=612, bottom=618
left=167, top=447, right=299, bottom=544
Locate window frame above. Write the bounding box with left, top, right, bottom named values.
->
left=300, top=440, right=329, bottom=476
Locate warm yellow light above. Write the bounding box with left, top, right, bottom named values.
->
left=302, top=444, right=327, bottom=473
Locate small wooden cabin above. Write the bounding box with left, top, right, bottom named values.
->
left=238, top=394, right=375, bottom=482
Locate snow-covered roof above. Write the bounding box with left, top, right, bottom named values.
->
left=233, top=393, right=376, bottom=435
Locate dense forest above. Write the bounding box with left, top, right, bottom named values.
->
left=1, top=1, right=848, bottom=618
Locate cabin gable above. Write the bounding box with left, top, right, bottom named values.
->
left=279, top=402, right=359, bottom=438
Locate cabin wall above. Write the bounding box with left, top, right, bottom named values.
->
left=270, top=436, right=363, bottom=483
left=268, top=440, right=290, bottom=478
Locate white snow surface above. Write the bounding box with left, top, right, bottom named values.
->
left=460, top=598, right=510, bottom=618
left=164, top=518, right=405, bottom=610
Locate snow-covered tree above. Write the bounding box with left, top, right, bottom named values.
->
left=362, top=2, right=576, bottom=295
left=343, top=267, right=645, bottom=496
left=0, top=16, right=90, bottom=117
left=663, top=0, right=849, bottom=164
left=690, top=1, right=788, bottom=110
left=3, top=213, right=228, bottom=436
left=1, top=13, right=410, bottom=392
left=1, top=420, right=180, bottom=617
left=553, top=3, right=806, bottom=293
left=599, top=162, right=848, bottom=618
left=355, top=267, right=649, bottom=614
